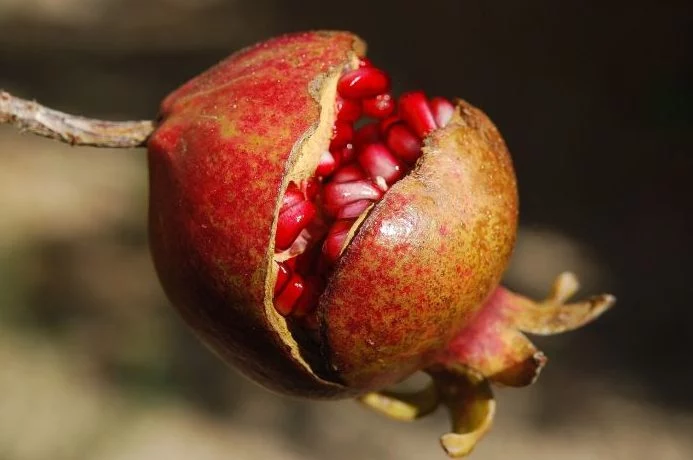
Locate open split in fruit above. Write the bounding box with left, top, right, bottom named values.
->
left=146, top=31, right=615, bottom=458
left=272, top=57, right=456, bottom=330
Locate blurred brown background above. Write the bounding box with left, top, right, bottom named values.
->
left=1, top=0, right=692, bottom=459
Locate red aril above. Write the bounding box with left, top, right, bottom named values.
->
left=379, top=114, right=401, bottom=134
left=322, top=219, right=356, bottom=263
left=336, top=199, right=372, bottom=219
left=302, top=177, right=320, bottom=201
left=293, top=276, right=323, bottom=317
left=274, top=273, right=305, bottom=316
left=386, top=124, right=423, bottom=164
left=353, top=123, right=381, bottom=150
left=323, top=180, right=383, bottom=210
left=362, top=93, right=395, bottom=118
left=336, top=96, right=362, bottom=122
left=337, top=67, right=390, bottom=99
left=275, top=200, right=317, bottom=251
left=431, top=97, right=455, bottom=128
left=358, top=57, right=373, bottom=67
left=336, top=143, right=356, bottom=164
left=281, top=183, right=305, bottom=211
left=399, top=91, right=437, bottom=138
left=274, top=262, right=292, bottom=295
left=358, top=143, right=405, bottom=185
left=331, top=164, right=367, bottom=183
left=330, top=121, right=354, bottom=150
left=316, top=151, right=338, bottom=177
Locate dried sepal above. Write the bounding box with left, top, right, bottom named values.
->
left=428, top=365, right=496, bottom=458
left=512, top=272, right=616, bottom=335
left=358, top=382, right=440, bottom=421
left=358, top=365, right=495, bottom=458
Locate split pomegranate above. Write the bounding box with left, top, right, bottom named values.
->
left=147, top=31, right=614, bottom=457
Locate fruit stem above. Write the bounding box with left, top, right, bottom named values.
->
left=0, top=90, right=155, bottom=148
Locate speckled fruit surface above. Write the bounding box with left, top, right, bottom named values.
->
left=147, top=31, right=364, bottom=397
left=320, top=101, right=517, bottom=390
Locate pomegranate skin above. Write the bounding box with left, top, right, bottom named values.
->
left=320, top=101, right=518, bottom=389
left=147, top=31, right=364, bottom=398
left=147, top=30, right=519, bottom=399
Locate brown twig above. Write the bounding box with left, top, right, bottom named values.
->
left=0, top=90, right=155, bottom=148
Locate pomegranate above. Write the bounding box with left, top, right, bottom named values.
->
left=146, top=31, right=614, bottom=457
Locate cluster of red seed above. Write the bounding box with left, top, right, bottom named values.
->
left=272, top=59, right=455, bottom=323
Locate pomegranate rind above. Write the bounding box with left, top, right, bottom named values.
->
left=147, top=31, right=364, bottom=398
left=320, top=100, right=519, bottom=390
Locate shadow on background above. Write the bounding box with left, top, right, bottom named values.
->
left=1, top=1, right=692, bottom=459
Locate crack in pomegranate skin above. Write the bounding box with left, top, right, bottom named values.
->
left=271, top=58, right=454, bottom=325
